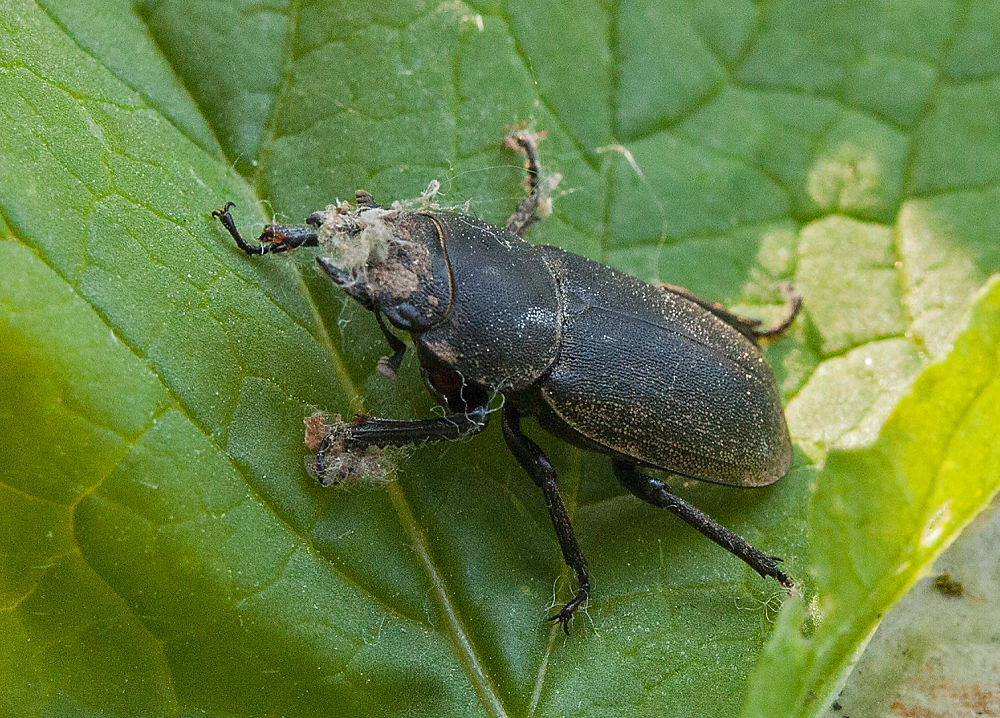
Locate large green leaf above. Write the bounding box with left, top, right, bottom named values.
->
left=2, top=1, right=999, bottom=716
left=743, top=277, right=1000, bottom=717
left=822, top=495, right=1000, bottom=716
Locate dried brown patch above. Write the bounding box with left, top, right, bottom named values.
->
left=889, top=681, right=1000, bottom=717
left=304, top=412, right=396, bottom=488
left=889, top=660, right=1000, bottom=717
left=304, top=411, right=329, bottom=451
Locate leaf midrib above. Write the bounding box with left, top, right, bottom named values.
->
left=225, top=1, right=513, bottom=713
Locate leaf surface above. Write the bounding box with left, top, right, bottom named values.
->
left=2, top=1, right=999, bottom=716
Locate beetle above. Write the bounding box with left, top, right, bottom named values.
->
left=212, top=131, right=801, bottom=633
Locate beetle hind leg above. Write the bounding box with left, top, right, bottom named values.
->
left=752, top=283, right=802, bottom=339
left=613, top=462, right=794, bottom=589
left=502, top=406, right=590, bottom=633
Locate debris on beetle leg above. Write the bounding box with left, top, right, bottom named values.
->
left=303, top=412, right=330, bottom=452
left=536, top=171, right=563, bottom=217
left=304, top=412, right=397, bottom=489
left=504, top=126, right=562, bottom=217
left=376, top=356, right=399, bottom=378
left=503, top=125, right=546, bottom=155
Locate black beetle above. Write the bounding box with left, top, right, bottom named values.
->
left=213, top=131, right=800, bottom=632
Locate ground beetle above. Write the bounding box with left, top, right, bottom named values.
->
left=213, top=131, right=801, bottom=632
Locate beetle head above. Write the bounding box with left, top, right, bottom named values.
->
left=312, top=191, right=451, bottom=332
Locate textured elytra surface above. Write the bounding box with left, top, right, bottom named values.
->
left=2, top=2, right=1000, bottom=717
left=536, top=245, right=791, bottom=487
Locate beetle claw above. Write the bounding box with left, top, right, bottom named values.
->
left=748, top=552, right=794, bottom=589
left=547, top=612, right=571, bottom=635
left=547, top=587, right=588, bottom=634
left=769, top=564, right=794, bottom=589
left=546, top=607, right=574, bottom=635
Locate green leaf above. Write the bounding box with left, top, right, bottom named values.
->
left=824, top=495, right=1000, bottom=716
left=743, top=277, right=1000, bottom=717
left=2, top=1, right=999, bottom=716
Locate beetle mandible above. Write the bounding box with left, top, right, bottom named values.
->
left=212, top=131, right=801, bottom=633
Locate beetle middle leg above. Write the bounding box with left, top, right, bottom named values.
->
left=374, top=312, right=407, bottom=377
left=502, top=405, right=590, bottom=633
left=613, top=461, right=793, bottom=588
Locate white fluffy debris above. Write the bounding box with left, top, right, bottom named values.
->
left=312, top=202, right=403, bottom=276
left=304, top=412, right=397, bottom=489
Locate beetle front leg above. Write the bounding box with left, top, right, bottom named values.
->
left=504, top=129, right=545, bottom=237
left=613, top=462, right=794, bottom=589
left=212, top=201, right=319, bottom=255
left=314, top=408, right=489, bottom=485
left=374, top=312, right=407, bottom=377
left=502, top=406, right=590, bottom=633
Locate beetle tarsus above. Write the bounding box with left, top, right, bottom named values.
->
left=753, top=283, right=802, bottom=339
left=548, top=582, right=590, bottom=635
left=314, top=432, right=338, bottom=486
left=614, top=462, right=795, bottom=589
left=212, top=202, right=262, bottom=254
left=212, top=201, right=319, bottom=255
left=503, top=405, right=592, bottom=633
left=504, top=128, right=546, bottom=237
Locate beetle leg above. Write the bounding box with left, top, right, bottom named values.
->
left=212, top=202, right=318, bottom=255
left=504, top=129, right=545, bottom=237
left=314, top=407, right=490, bottom=483
left=659, top=282, right=801, bottom=343
left=502, top=406, right=590, bottom=634
left=374, top=312, right=407, bottom=377
left=613, top=461, right=794, bottom=589
left=329, top=407, right=488, bottom=450
left=751, top=283, right=802, bottom=339
left=658, top=282, right=762, bottom=342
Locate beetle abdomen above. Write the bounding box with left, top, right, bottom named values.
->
left=536, top=247, right=791, bottom=487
